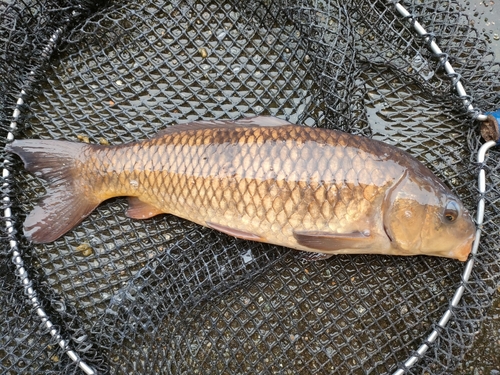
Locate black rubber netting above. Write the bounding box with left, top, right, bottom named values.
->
left=1, top=0, right=499, bottom=374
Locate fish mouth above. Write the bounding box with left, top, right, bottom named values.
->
left=452, top=234, right=475, bottom=262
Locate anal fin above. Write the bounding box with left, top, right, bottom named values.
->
left=206, top=221, right=263, bottom=241
left=126, top=197, right=164, bottom=219
left=293, top=230, right=372, bottom=252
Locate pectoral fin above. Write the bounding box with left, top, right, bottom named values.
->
left=293, top=230, right=372, bottom=252
left=206, top=222, right=263, bottom=241
left=126, top=197, right=164, bottom=219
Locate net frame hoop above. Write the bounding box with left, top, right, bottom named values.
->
left=389, top=1, right=494, bottom=373
left=392, top=140, right=496, bottom=374
left=390, top=0, right=487, bottom=121
left=2, top=27, right=97, bottom=375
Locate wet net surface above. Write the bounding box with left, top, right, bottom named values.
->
left=1, top=0, right=499, bottom=374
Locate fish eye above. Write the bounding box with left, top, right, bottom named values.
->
left=444, top=200, right=460, bottom=222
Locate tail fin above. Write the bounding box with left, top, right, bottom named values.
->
left=6, top=139, right=100, bottom=243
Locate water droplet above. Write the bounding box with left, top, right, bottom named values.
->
left=241, top=249, right=254, bottom=264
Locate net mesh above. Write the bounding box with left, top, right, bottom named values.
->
left=1, top=0, right=499, bottom=374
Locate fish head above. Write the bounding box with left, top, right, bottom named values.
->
left=383, top=171, right=475, bottom=261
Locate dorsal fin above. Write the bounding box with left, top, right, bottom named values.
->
left=155, top=116, right=293, bottom=137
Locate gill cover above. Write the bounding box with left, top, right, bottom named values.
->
left=383, top=172, right=438, bottom=253
left=383, top=169, right=475, bottom=260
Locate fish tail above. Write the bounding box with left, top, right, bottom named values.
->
left=6, top=139, right=101, bottom=243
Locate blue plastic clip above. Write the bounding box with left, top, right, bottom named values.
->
left=482, top=110, right=500, bottom=145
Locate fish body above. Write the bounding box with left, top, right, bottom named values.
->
left=6, top=116, right=475, bottom=261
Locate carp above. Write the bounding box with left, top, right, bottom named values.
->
left=6, top=116, right=475, bottom=261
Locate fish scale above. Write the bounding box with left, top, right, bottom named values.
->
left=6, top=116, right=475, bottom=261
left=86, top=123, right=394, bottom=249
